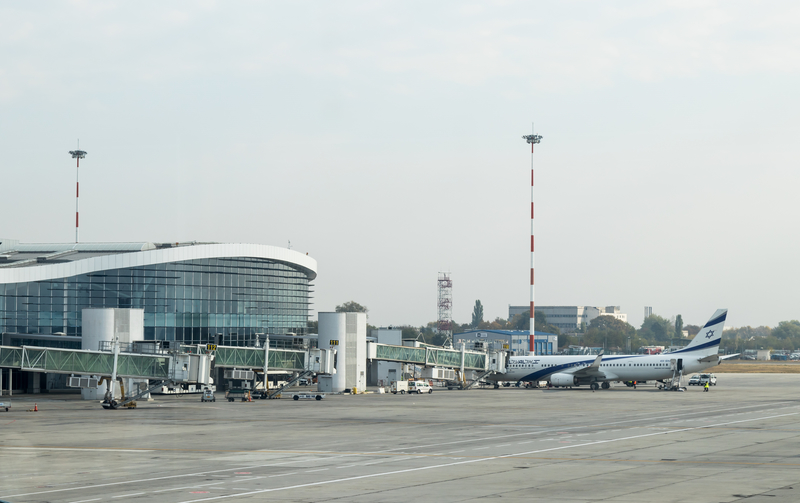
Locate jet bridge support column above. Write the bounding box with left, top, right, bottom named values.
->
left=264, top=335, right=270, bottom=390
left=460, top=342, right=466, bottom=385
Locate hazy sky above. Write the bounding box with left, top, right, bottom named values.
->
left=2, top=1, right=799, bottom=330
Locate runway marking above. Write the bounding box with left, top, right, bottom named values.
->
left=3, top=447, right=154, bottom=453
left=5, top=404, right=797, bottom=500
left=154, top=486, right=196, bottom=493
left=360, top=457, right=406, bottom=466
left=69, top=499, right=101, bottom=503
left=177, top=411, right=799, bottom=503
left=375, top=401, right=794, bottom=454
left=0, top=458, right=321, bottom=499
left=112, top=492, right=146, bottom=498
left=305, top=468, right=328, bottom=473
left=269, top=472, right=296, bottom=477
left=227, top=476, right=262, bottom=483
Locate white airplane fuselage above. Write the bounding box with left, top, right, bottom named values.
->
left=490, top=352, right=717, bottom=386
left=487, top=309, right=729, bottom=388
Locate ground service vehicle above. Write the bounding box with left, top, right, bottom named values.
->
left=409, top=381, right=433, bottom=394
left=391, top=381, right=409, bottom=394
left=201, top=388, right=216, bottom=402
left=225, top=388, right=251, bottom=402
left=0, top=401, right=9, bottom=412
left=689, top=375, right=702, bottom=385
left=391, top=380, right=433, bottom=394
left=293, top=393, right=324, bottom=400
left=699, top=373, right=717, bottom=386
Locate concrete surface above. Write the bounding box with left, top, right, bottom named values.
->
left=1, top=374, right=799, bottom=502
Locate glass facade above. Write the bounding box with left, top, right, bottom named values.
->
left=0, top=257, right=313, bottom=346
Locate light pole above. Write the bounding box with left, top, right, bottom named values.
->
left=522, top=129, right=543, bottom=355
left=68, top=146, right=87, bottom=243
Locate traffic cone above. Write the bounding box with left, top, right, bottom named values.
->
left=33, top=403, right=38, bottom=412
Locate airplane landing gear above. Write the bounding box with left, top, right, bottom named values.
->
left=590, top=382, right=600, bottom=391
left=601, top=382, right=610, bottom=389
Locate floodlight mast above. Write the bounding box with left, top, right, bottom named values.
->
left=522, top=130, right=542, bottom=355
left=69, top=146, right=87, bottom=243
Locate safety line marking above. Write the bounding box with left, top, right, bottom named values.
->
left=177, top=411, right=799, bottom=503
left=3, top=447, right=154, bottom=453
left=4, top=404, right=797, bottom=500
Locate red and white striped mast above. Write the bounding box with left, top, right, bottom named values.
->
left=69, top=145, right=87, bottom=243
left=522, top=129, right=542, bottom=355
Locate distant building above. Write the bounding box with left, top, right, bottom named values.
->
left=508, top=305, right=627, bottom=334
left=454, top=329, right=558, bottom=355
left=644, top=306, right=653, bottom=319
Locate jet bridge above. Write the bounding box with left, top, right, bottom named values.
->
left=367, top=342, right=507, bottom=381
left=0, top=345, right=210, bottom=382
left=184, top=344, right=335, bottom=373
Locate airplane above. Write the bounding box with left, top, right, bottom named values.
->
left=487, top=309, right=735, bottom=390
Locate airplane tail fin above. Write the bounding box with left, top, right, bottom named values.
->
left=678, top=309, right=728, bottom=355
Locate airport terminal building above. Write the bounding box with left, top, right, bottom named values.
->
left=0, top=240, right=317, bottom=347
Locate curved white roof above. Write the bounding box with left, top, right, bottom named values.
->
left=0, top=242, right=317, bottom=284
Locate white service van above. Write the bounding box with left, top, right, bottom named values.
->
left=409, top=381, right=433, bottom=394
left=391, top=380, right=433, bottom=394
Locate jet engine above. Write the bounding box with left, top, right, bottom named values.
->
left=549, top=373, right=578, bottom=387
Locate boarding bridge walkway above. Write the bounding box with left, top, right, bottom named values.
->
left=0, top=342, right=499, bottom=383
left=191, top=344, right=497, bottom=373
left=368, top=343, right=507, bottom=373
left=0, top=345, right=174, bottom=381
left=186, top=345, right=307, bottom=371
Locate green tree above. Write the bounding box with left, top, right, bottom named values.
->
left=335, top=301, right=368, bottom=314
left=772, top=320, right=800, bottom=340
left=684, top=324, right=701, bottom=337
left=401, top=326, right=420, bottom=342
left=471, top=300, right=484, bottom=328
left=582, top=315, right=636, bottom=351
left=508, top=311, right=560, bottom=335
left=638, top=314, right=673, bottom=344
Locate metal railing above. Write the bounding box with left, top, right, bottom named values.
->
left=374, top=344, right=487, bottom=370
left=0, top=345, right=170, bottom=379
left=187, top=345, right=307, bottom=371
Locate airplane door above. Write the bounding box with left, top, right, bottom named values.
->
left=670, top=359, right=676, bottom=370
left=677, top=359, right=683, bottom=371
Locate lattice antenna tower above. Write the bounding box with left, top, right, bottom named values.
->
left=437, top=272, right=453, bottom=348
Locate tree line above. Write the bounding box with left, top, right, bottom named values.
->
left=325, top=300, right=800, bottom=353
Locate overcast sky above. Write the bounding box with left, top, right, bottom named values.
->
left=2, top=1, right=799, bottom=330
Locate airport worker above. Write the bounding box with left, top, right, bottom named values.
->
left=633, top=380, right=637, bottom=389
left=704, top=382, right=709, bottom=392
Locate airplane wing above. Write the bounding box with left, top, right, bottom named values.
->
left=565, top=353, right=606, bottom=378
left=697, top=353, right=739, bottom=365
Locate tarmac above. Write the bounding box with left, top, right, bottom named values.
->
left=1, top=373, right=800, bottom=503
